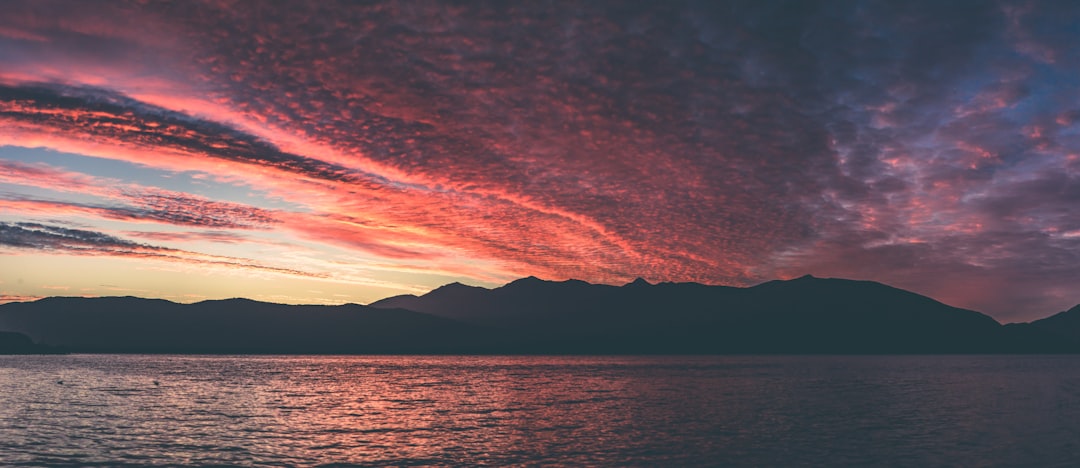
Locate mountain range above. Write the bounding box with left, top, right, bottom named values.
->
left=0, top=297, right=494, bottom=354
left=2, top=275, right=1078, bottom=354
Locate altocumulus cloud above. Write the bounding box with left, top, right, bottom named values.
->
left=0, top=1, right=1078, bottom=320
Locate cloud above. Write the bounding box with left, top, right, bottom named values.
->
left=0, top=84, right=382, bottom=187
left=122, top=230, right=250, bottom=244
left=0, top=1, right=1078, bottom=319
left=0, top=159, right=279, bottom=230
left=0, top=222, right=323, bottom=278
left=0, top=294, right=44, bottom=304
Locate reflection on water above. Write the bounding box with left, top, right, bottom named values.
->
left=2, top=355, right=1080, bottom=466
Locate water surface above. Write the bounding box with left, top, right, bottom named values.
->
left=2, top=355, right=1079, bottom=466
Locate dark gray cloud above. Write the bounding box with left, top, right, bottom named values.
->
left=0, top=83, right=387, bottom=187
left=0, top=222, right=138, bottom=251
left=0, top=222, right=321, bottom=277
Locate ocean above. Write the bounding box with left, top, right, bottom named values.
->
left=1, top=354, right=1079, bottom=466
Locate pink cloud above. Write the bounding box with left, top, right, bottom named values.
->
left=1, top=2, right=1079, bottom=321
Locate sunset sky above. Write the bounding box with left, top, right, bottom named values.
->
left=1, top=1, right=1078, bottom=321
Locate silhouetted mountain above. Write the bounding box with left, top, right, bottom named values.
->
left=1029, top=304, right=1080, bottom=334
left=1014, top=304, right=1080, bottom=349
left=372, top=275, right=1076, bottom=354
left=0, top=297, right=497, bottom=354
left=4, top=278, right=1076, bottom=354
left=0, top=331, right=64, bottom=354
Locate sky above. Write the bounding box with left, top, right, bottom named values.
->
left=0, top=1, right=1078, bottom=322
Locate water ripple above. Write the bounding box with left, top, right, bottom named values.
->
left=2, top=355, right=1080, bottom=465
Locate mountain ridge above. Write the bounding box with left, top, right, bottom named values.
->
left=0, top=296, right=497, bottom=354
left=3, top=276, right=1078, bottom=354
left=373, top=275, right=1020, bottom=353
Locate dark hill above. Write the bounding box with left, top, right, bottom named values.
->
left=3, top=278, right=1076, bottom=354
left=1017, top=304, right=1080, bottom=345
left=0, top=297, right=495, bottom=354
left=1029, top=304, right=1080, bottom=335
left=0, top=331, right=63, bottom=354
left=372, top=275, right=1068, bottom=353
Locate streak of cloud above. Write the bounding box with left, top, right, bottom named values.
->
left=0, top=222, right=324, bottom=279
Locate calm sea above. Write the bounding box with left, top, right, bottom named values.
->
left=1, top=355, right=1079, bottom=466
